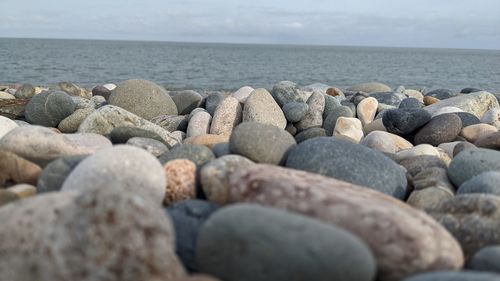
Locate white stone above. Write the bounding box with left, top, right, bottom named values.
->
left=0, top=116, right=19, bottom=139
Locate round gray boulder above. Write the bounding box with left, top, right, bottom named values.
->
left=25, top=91, right=76, bottom=127
left=457, top=171, right=500, bottom=196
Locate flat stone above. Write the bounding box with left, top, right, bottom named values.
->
left=242, top=88, right=287, bottom=129
left=468, top=245, right=500, bottom=273
left=457, top=171, right=500, bottom=195
left=424, top=91, right=499, bottom=119
left=347, top=82, right=391, bottom=93
left=414, top=114, right=462, bottom=146
left=475, top=131, right=500, bottom=149
left=333, top=117, right=364, bottom=143
left=382, top=108, right=431, bottom=135
left=25, top=91, right=76, bottom=127
left=285, top=137, right=408, bottom=199
left=0, top=99, right=29, bottom=119
left=228, top=165, right=463, bottom=281
left=460, top=123, right=497, bottom=142
left=0, top=150, right=42, bottom=187
left=210, top=97, right=242, bottom=135
left=57, top=107, right=95, bottom=133
left=282, top=101, right=309, bottom=123
left=271, top=81, right=309, bottom=106
left=164, top=159, right=197, bottom=205
left=37, top=155, right=88, bottom=193
left=231, top=86, right=254, bottom=103
left=0, top=125, right=111, bottom=166
left=187, top=111, right=212, bottom=138
left=183, top=134, right=229, bottom=149
left=402, top=271, right=500, bottom=281
left=294, top=127, right=326, bottom=143
left=407, top=187, right=454, bottom=210
left=357, top=97, right=378, bottom=125
left=423, top=96, right=440, bottom=106
left=0, top=115, right=18, bottom=139
left=481, top=108, right=500, bottom=129
left=323, top=105, right=354, bottom=135
left=229, top=122, right=296, bottom=165
left=61, top=145, right=167, bottom=205
left=126, top=137, right=168, bottom=157
left=295, top=92, right=325, bottom=132
left=150, top=115, right=189, bottom=132
left=370, top=92, right=406, bottom=107
left=170, top=90, right=204, bottom=115
left=448, top=148, right=500, bottom=187
left=159, top=144, right=215, bottom=167
left=197, top=204, right=376, bottom=281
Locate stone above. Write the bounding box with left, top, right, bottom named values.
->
left=171, top=130, right=186, bottom=142
left=414, top=114, right=462, bottom=146
left=110, top=126, right=164, bottom=144
left=151, top=115, right=189, bottom=132
left=242, top=88, right=287, bottom=129
left=323, top=95, right=342, bottom=119
left=402, top=271, right=500, bottom=281
left=210, top=97, right=242, bottom=135
left=0, top=125, right=111, bottom=167
left=448, top=148, right=500, bottom=187
left=103, top=83, right=116, bottom=91
left=423, top=95, right=440, bottom=106
left=211, top=143, right=229, bottom=157
left=357, top=97, right=378, bottom=125
left=361, top=131, right=397, bottom=154
left=197, top=204, right=376, bottom=281
left=460, top=124, right=497, bottom=142
left=382, top=109, right=431, bottom=135
left=399, top=98, right=424, bottom=109
left=475, top=131, right=500, bottom=149
left=286, top=137, right=408, bottom=199
left=396, top=144, right=441, bottom=162
left=295, top=92, right=325, bottom=131
left=186, top=111, right=212, bottom=138
left=282, top=101, right=309, bottom=123
left=457, top=171, right=500, bottom=195
left=200, top=155, right=255, bottom=204
left=468, top=245, right=500, bottom=273
left=58, top=81, right=92, bottom=98
left=183, top=134, right=229, bottom=149
left=25, top=91, right=76, bottom=127
left=452, top=112, right=481, bottom=128
left=481, top=108, right=500, bottom=129
left=370, top=92, right=406, bottom=107
left=341, top=101, right=357, bottom=116
left=126, top=137, right=169, bottom=157
left=425, top=89, right=458, bottom=100
left=177, top=275, right=220, bottom=281
left=323, top=105, right=354, bottom=135
left=108, top=79, right=178, bottom=119
left=229, top=122, right=296, bottom=165
left=431, top=106, right=463, bottom=117
left=0, top=115, right=18, bottom=139
left=163, top=159, right=197, bottom=205
left=403, top=90, right=424, bottom=102
left=57, top=107, right=95, bottom=133
left=90, top=95, right=106, bottom=108
left=78, top=105, right=179, bottom=147
left=424, top=91, right=499, bottom=119
left=188, top=108, right=208, bottom=121
left=92, top=85, right=112, bottom=100
left=228, top=165, right=463, bottom=281
left=0, top=190, right=20, bottom=206
left=294, top=127, right=327, bottom=143
left=159, top=144, right=215, bottom=167
left=363, top=118, right=387, bottom=134
left=7, top=184, right=37, bottom=198
left=326, top=86, right=345, bottom=98
left=61, top=145, right=167, bottom=205
left=13, top=83, right=36, bottom=99
left=0, top=91, right=16, bottom=99
left=438, top=141, right=462, bottom=157
left=0, top=150, right=42, bottom=187
left=351, top=92, right=369, bottom=106
left=302, top=83, right=331, bottom=95
left=407, top=187, right=454, bottom=210
left=71, top=96, right=94, bottom=109
left=347, top=82, right=391, bottom=93
left=399, top=155, right=447, bottom=178
left=231, top=86, right=254, bottom=103
left=166, top=199, right=219, bottom=272
left=170, top=90, right=204, bottom=115
left=271, top=81, right=309, bottom=106
left=453, top=141, right=477, bottom=157
left=37, top=155, right=88, bottom=193
left=461, top=87, right=482, bottom=94
left=0, top=99, right=29, bottom=119
left=333, top=117, right=364, bottom=143
left=205, top=92, right=225, bottom=116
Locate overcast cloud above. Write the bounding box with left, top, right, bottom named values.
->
left=1, top=0, right=499, bottom=49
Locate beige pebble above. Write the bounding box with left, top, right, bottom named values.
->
left=460, top=123, right=497, bottom=142
left=357, top=97, right=378, bottom=125
left=333, top=117, right=363, bottom=143
left=423, top=96, right=440, bottom=106
left=183, top=134, right=229, bottom=149
left=6, top=184, right=37, bottom=198
left=397, top=144, right=440, bottom=162
left=403, top=89, right=424, bottom=102
left=210, top=97, right=242, bottom=135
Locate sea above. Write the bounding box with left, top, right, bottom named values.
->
left=1, top=38, right=499, bottom=93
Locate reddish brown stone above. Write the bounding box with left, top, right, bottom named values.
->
left=164, top=159, right=197, bottom=205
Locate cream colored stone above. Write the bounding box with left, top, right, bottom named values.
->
left=460, top=124, right=498, bottom=142
left=357, top=97, right=378, bottom=125
left=333, top=117, right=363, bottom=143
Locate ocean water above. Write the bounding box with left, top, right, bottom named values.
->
left=1, top=38, right=499, bottom=92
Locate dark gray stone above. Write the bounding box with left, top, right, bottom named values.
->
left=285, top=137, right=408, bottom=199
left=448, top=148, right=500, bottom=187
left=468, top=245, right=500, bottom=273
left=229, top=122, right=296, bottom=165
left=212, top=143, right=230, bottom=158
left=197, top=204, right=376, bottom=281
left=340, top=101, right=356, bottom=116
left=205, top=92, right=225, bottom=116
left=402, top=271, right=500, bottom=281
left=294, top=127, right=326, bottom=143
left=159, top=144, right=215, bottom=167
left=399, top=98, right=424, bottom=109
left=126, top=137, right=169, bottom=157
left=453, top=112, right=481, bottom=128
left=271, top=81, right=308, bottom=107
left=92, top=85, right=112, bottom=100
left=110, top=126, right=164, bottom=144
left=461, top=88, right=482, bottom=94
left=323, top=106, right=354, bottom=136
left=457, top=171, right=500, bottom=196
left=282, top=102, right=309, bottom=123
left=382, top=109, right=432, bottom=135
left=25, top=91, right=76, bottom=127
left=323, top=95, right=342, bottom=120
left=350, top=92, right=369, bottom=106
left=170, top=90, right=204, bottom=115
left=425, top=89, right=458, bottom=100
left=37, top=155, right=88, bottom=192
left=14, top=84, right=35, bottom=99
left=166, top=199, right=219, bottom=273
left=453, top=142, right=477, bottom=157
left=414, top=114, right=462, bottom=146
left=369, top=92, right=406, bottom=107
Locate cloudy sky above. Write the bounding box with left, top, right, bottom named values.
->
left=1, top=0, right=499, bottom=49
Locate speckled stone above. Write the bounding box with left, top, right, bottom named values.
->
left=424, top=91, right=499, bottom=119
left=361, top=131, right=397, bottom=154
left=186, top=111, right=212, bottom=138
left=399, top=98, right=424, bottom=109
left=295, top=92, right=325, bottom=132
left=210, top=97, right=242, bottom=135
left=396, top=144, right=441, bottom=162
left=57, top=107, right=95, bottom=133
left=481, top=108, right=500, bottom=129
left=407, top=187, right=454, bottom=211
left=0, top=150, right=42, bottom=187
left=242, top=88, right=287, bottom=129
left=231, top=86, right=254, bottom=103
left=271, top=81, right=309, bottom=106
left=126, top=137, right=169, bottom=157
left=159, top=144, right=215, bottom=167
left=382, top=109, right=431, bottom=135
left=414, top=114, right=462, bottom=146
left=282, top=101, right=309, bottom=123
left=150, top=115, right=189, bottom=132
left=474, top=131, right=500, bottom=149
left=110, top=126, right=165, bottom=144
left=163, top=159, right=197, bottom=205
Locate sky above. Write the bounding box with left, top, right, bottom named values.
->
left=1, top=0, right=500, bottom=49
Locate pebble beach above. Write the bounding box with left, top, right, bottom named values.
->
left=1, top=79, right=500, bottom=281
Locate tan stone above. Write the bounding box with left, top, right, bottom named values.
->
left=164, top=159, right=197, bottom=205
left=333, top=117, right=363, bottom=143
left=460, top=123, right=497, bottom=142
left=242, top=88, right=287, bottom=129
left=403, top=89, right=424, bottom=102
left=357, top=97, right=378, bottom=125
left=186, top=111, right=212, bottom=138
left=7, top=184, right=37, bottom=198
left=0, top=150, right=42, bottom=186
left=424, top=91, right=499, bottom=118
left=424, top=96, right=440, bottom=105
left=326, top=87, right=344, bottom=97
left=183, top=134, right=230, bottom=149
left=210, top=97, right=242, bottom=135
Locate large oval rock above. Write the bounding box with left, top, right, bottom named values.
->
left=37, top=155, right=87, bottom=193
left=271, top=81, right=309, bottom=106
left=228, top=165, right=463, bottom=281
left=229, top=122, right=296, bottom=165
left=414, top=114, right=462, bottom=146
left=424, top=91, right=499, bottom=119
left=61, top=145, right=166, bottom=205
left=448, top=148, right=500, bottom=187
left=286, top=137, right=408, bottom=199
left=197, top=204, right=376, bottom=281
left=108, top=79, right=178, bottom=119
left=382, top=108, right=431, bottom=135
left=242, top=88, right=286, bottom=129
left=25, top=91, right=76, bottom=127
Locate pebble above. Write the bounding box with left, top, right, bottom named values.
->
left=396, top=144, right=441, bottom=162
left=357, top=97, right=378, bottom=125
left=323, top=105, right=354, bottom=135
left=211, top=143, right=230, bottom=157
left=399, top=155, right=447, bottom=178
left=171, top=90, right=204, bottom=115
left=423, top=95, right=440, bottom=105
left=403, top=89, right=424, bottom=102
left=231, top=86, right=254, bottom=103
left=453, top=141, right=477, bottom=156
left=228, top=164, right=463, bottom=281
left=481, top=108, right=500, bottom=129
left=295, top=91, right=325, bottom=131
left=151, top=114, right=189, bottom=132
left=294, top=127, right=327, bottom=143
left=166, top=199, right=219, bottom=272
left=37, top=155, right=88, bottom=192
left=0, top=150, right=42, bottom=187
left=454, top=112, right=481, bottom=127
left=164, top=159, right=197, bottom=205
left=25, top=91, right=76, bottom=127
left=414, top=114, right=462, bottom=146
left=347, top=82, right=392, bottom=93
left=448, top=148, right=500, bottom=187
left=361, top=131, right=397, bottom=153
left=171, top=130, right=186, bottom=142
left=58, top=81, right=92, bottom=98
left=399, top=97, right=424, bottom=109
left=468, top=245, right=500, bottom=273
left=402, top=271, right=500, bottom=281
left=183, top=134, right=229, bottom=149
left=91, top=85, right=112, bottom=100
left=286, top=137, right=408, bottom=198
left=475, top=131, right=500, bottom=149
left=57, top=107, right=95, bottom=133
left=271, top=80, right=309, bottom=106
left=461, top=87, right=482, bottom=93
left=6, top=183, right=37, bottom=198
left=382, top=108, right=431, bottom=135
left=0, top=91, right=16, bottom=99
left=0, top=99, right=29, bottom=119
left=210, top=96, right=242, bottom=135
left=197, top=204, right=376, bottom=281
left=431, top=106, right=463, bottom=117
left=13, top=83, right=36, bottom=99
left=438, top=141, right=462, bottom=156
left=323, top=94, right=341, bottom=119
left=326, top=86, right=345, bottom=98
left=363, top=118, right=387, bottom=134
left=424, top=91, right=499, bottom=119
left=109, top=79, right=178, bottom=119
left=425, top=89, right=458, bottom=100
left=0, top=115, right=18, bottom=139
left=460, top=123, right=497, bottom=142
left=282, top=101, right=309, bottom=123
left=159, top=144, right=215, bottom=167
left=200, top=155, right=255, bottom=204
left=370, top=92, right=406, bottom=107
left=242, top=88, right=287, bottom=129
left=333, top=117, right=364, bottom=142
left=186, top=110, right=212, bottom=138
left=110, top=126, right=164, bottom=144
left=205, top=92, right=225, bottom=116
left=126, top=137, right=169, bottom=157
left=0, top=190, right=20, bottom=206
left=457, top=171, right=500, bottom=195
left=61, top=145, right=167, bottom=205
left=407, top=187, right=454, bottom=210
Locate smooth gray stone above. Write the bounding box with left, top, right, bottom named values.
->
left=37, top=155, right=88, bottom=193
left=282, top=102, right=309, bottom=123
left=468, top=245, right=500, bottom=273
left=170, top=90, right=204, bottom=115
left=25, top=91, right=76, bottom=127
left=323, top=106, right=354, bottom=136
left=271, top=81, right=309, bottom=106
left=425, top=89, right=458, bottom=100
left=448, top=148, right=500, bottom=187
left=457, top=171, right=500, bottom=196
left=159, top=144, right=215, bottom=167
left=402, top=271, right=500, bottom=281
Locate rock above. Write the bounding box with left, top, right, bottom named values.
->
left=454, top=112, right=481, bottom=127
left=25, top=91, right=76, bottom=127
left=396, top=144, right=441, bottom=162
left=0, top=150, right=42, bottom=187
left=109, top=79, right=178, bottom=119
left=461, top=87, right=482, bottom=94
left=57, top=107, right=95, bottom=133
left=323, top=95, right=342, bottom=119
left=424, top=91, right=499, bottom=119
left=37, top=155, right=87, bottom=193
left=425, top=89, right=457, bottom=100
left=457, top=171, right=500, bottom=195
left=7, top=184, right=37, bottom=198
left=363, top=118, right=388, bottom=134
left=414, top=114, right=462, bottom=146
left=229, top=122, right=296, bottom=165
left=197, top=204, right=376, bottom=281
left=295, top=92, right=325, bottom=131
left=383, top=109, right=431, bottom=135
left=407, top=187, right=454, bottom=210
left=351, top=92, right=369, bottom=106
left=71, top=96, right=94, bottom=109
left=424, top=95, right=440, bottom=106
left=103, top=83, right=116, bottom=91
left=186, top=111, right=212, bottom=138
left=399, top=155, right=447, bottom=178
left=0, top=91, right=16, bottom=99
left=431, top=106, right=463, bottom=117
left=271, top=81, right=309, bottom=106
left=0, top=125, right=111, bottom=166
left=286, top=137, right=408, bottom=198
left=438, top=141, right=462, bottom=156
left=188, top=108, right=207, bottom=121
left=460, top=124, right=497, bottom=142
left=110, top=126, right=164, bottom=144
left=78, top=105, right=179, bottom=147
left=302, top=83, right=331, bottom=95
left=242, top=88, right=287, bottom=129
left=171, top=130, right=186, bottom=142
left=176, top=275, right=221, bottom=281
left=282, top=101, right=309, bottom=123
left=468, top=245, right=500, bottom=273
left=481, top=108, right=500, bottom=129
left=453, top=141, right=477, bottom=156
left=166, top=199, right=219, bottom=272
left=341, top=101, right=357, bottom=116
left=151, top=115, right=189, bottom=132
left=126, top=137, right=169, bottom=157
left=0, top=99, right=29, bottom=119
left=170, top=90, right=204, bottom=115
left=0, top=115, right=18, bottom=139
left=448, top=148, right=500, bottom=187
left=231, top=86, right=254, bottom=103
left=357, top=97, right=378, bottom=125
left=475, top=131, right=500, bottom=149
left=285, top=122, right=297, bottom=135
left=163, top=159, right=197, bottom=205
left=370, top=92, right=406, bottom=107
left=333, top=117, right=364, bottom=142
left=58, top=81, right=92, bottom=98
left=210, top=97, right=242, bottom=135
left=294, top=127, right=327, bottom=143
left=323, top=106, right=354, bottom=135
left=0, top=190, right=20, bottom=206
left=13, top=83, right=36, bottom=99
left=326, top=87, right=345, bottom=98
left=159, top=144, right=215, bottom=167
left=347, top=82, right=391, bottom=93
left=61, top=145, right=167, bottom=205
left=361, top=131, right=397, bottom=154
left=200, top=155, right=255, bottom=204
left=92, top=85, right=112, bottom=100
left=90, top=95, right=106, bottom=108
left=205, top=92, right=225, bottom=116
left=228, top=165, right=463, bottom=281
left=399, top=98, right=424, bottom=109
left=403, top=90, right=424, bottom=102
left=402, top=271, right=500, bottom=281
left=183, top=134, right=229, bottom=149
